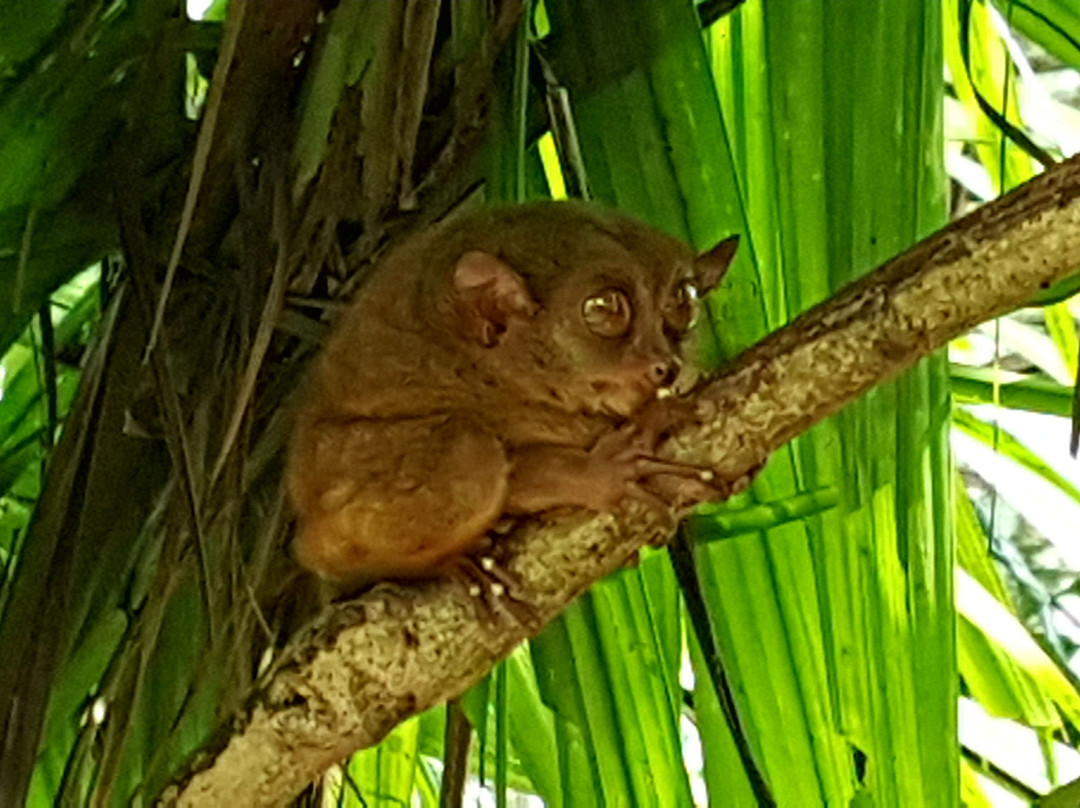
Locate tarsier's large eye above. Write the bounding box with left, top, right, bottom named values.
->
left=582, top=288, right=633, bottom=338
left=670, top=279, right=700, bottom=331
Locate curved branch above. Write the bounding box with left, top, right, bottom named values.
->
left=165, top=154, right=1080, bottom=807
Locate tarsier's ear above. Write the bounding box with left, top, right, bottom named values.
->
left=453, top=251, right=539, bottom=347
left=693, top=234, right=740, bottom=294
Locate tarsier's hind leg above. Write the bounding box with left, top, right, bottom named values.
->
left=289, top=414, right=511, bottom=583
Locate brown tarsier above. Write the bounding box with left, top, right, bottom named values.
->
left=287, top=201, right=739, bottom=585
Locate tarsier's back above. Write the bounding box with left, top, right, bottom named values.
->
left=287, top=200, right=738, bottom=584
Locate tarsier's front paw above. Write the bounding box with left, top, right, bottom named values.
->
left=585, top=422, right=720, bottom=512
left=599, top=407, right=769, bottom=512
left=645, top=458, right=764, bottom=511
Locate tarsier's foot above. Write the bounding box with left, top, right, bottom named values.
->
left=442, top=554, right=540, bottom=629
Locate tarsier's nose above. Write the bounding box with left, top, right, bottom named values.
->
left=649, top=358, right=680, bottom=388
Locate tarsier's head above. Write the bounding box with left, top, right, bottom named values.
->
left=445, top=202, right=739, bottom=417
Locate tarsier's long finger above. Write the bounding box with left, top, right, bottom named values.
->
left=476, top=555, right=527, bottom=601
left=632, top=455, right=718, bottom=482
left=722, top=467, right=761, bottom=498
left=594, top=421, right=642, bottom=456
left=625, top=480, right=672, bottom=511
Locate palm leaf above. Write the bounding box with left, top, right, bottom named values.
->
left=4, top=0, right=1080, bottom=805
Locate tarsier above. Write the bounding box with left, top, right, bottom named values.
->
left=287, top=201, right=739, bottom=587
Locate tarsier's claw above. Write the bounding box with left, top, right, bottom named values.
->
left=633, top=455, right=718, bottom=481
left=444, top=555, right=539, bottom=628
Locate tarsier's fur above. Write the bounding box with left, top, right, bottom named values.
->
left=287, top=201, right=736, bottom=583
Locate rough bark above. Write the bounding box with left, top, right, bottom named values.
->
left=164, top=154, right=1080, bottom=806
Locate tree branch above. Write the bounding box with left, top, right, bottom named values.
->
left=164, top=154, right=1080, bottom=807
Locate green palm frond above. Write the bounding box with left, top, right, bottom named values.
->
left=4, top=0, right=1080, bottom=805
